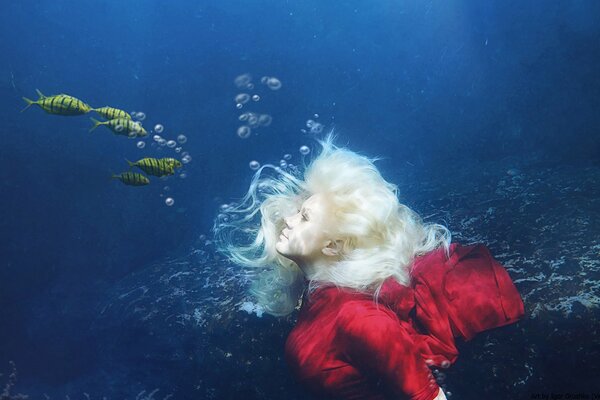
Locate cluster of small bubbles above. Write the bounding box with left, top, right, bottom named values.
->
left=177, top=134, right=187, bottom=144
left=154, top=124, right=164, bottom=133
left=179, top=172, right=187, bottom=179
left=279, top=160, right=288, bottom=168
left=165, top=197, right=174, bottom=206
left=252, top=94, right=260, bottom=102
left=182, top=154, right=192, bottom=164
left=134, top=112, right=146, bottom=121
left=299, top=145, right=310, bottom=155
left=153, top=134, right=161, bottom=141
left=137, top=141, right=146, bottom=149
left=283, top=153, right=292, bottom=161
left=306, top=119, right=324, bottom=134
left=235, top=93, right=250, bottom=104
left=261, top=76, right=282, bottom=90
left=234, top=73, right=252, bottom=89
left=115, top=124, right=124, bottom=133
left=167, top=140, right=177, bottom=148
left=237, top=126, right=252, bottom=139
left=249, top=160, right=260, bottom=170
left=175, top=147, right=182, bottom=153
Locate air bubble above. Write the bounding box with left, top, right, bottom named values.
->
left=234, top=73, right=252, bottom=88
left=249, top=160, right=260, bottom=170
left=266, top=77, right=282, bottom=90
left=136, top=112, right=146, bottom=121
left=182, top=155, right=192, bottom=164
left=177, top=134, right=187, bottom=144
left=167, top=140, right=176, bottom=148
left=299, top=145, right=310, bottom=155
left=235, top=93, right=250, bottom=104
left=165, top=197, right=174, bottom=206
left=137, top=141, right=146, bottom=149
left=237, top=126, right=251, bottom=139
left=236, top=103, right=243, bottom=109
left=283, top=153, right=292, bottom=160
left=154, top=124, right=164, bottom=133
left=153, top=135, right=161, bottom=141
left=252, top=94, right=260, bottom=102
left=258, top=114, right=272, bottom=127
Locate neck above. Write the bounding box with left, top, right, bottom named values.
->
left=296, top=258, right=336, bottom=280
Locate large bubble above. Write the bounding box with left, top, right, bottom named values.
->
left=167, top=140, right=176, bottom=148
left=235, top=93, right=250, bottom=104
left=266, top=77, right=282, bottom=90
left=258, top=114, right=272, bottom=127
left=234, top=73, right=252, bottom=88
left=237, top=126, right=251, bottom=139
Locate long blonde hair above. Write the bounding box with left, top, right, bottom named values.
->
left=213, top=133, right=451, bottom=316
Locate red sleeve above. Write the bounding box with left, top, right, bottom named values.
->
left=336, top=301, right=440, bottom=400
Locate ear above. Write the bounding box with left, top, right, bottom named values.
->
left=322, top=240, right=344, bottom=257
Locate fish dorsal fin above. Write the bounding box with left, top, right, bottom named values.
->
left=35, top=89, right=46, bottom=99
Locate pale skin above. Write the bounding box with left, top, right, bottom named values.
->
left=275, top=193, right=448, bottom=400
left=275, top=193, right=342, bottom=278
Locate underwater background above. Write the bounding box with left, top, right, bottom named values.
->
left=1, top=0, right=599, bottom=399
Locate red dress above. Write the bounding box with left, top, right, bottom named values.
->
left=285, top=244, right=525, bottom=400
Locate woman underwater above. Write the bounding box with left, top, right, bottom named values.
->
left=214, top=134, right=524, bottom=400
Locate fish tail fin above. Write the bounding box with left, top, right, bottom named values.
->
left=20, top=97, right=35, bottom=112
left=125, top=159, right=135, bottom=168
left=35, top=89, right=45, bottom=99
left=89, top=117, right=103, bottom=133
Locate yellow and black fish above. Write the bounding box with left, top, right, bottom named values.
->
left=21, top=89, right=91, bottom=115
left=90, top=117, right=148, bottom=137
left=162, top=158, right=183, bottom=169
left=93, top=106, right=131, bottom=121
left=111, top=172, right=150, bottom=186
left=126, top=157, right=175, bottom=177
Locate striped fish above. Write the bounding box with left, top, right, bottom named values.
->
left=111, top=172, right=150, bottom=186
left=93, top=106, right=131, bottom=120
left=162, top=157, right=183, bottom=169
left=89, top=117, right=148, bottom=137
left=126, top=157, right=175, bottom=177
left=21, top=89, right=91, bottom=115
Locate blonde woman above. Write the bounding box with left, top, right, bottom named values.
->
left=214, top=133, right=524, bottom=400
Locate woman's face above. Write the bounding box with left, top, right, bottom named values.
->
left=276, top=193, right=334, bottom=264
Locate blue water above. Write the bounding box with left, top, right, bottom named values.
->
left=1, top=1, right=599, bottom=399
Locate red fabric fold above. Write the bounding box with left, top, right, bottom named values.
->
left=285, top=243, right=525, bottom=399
